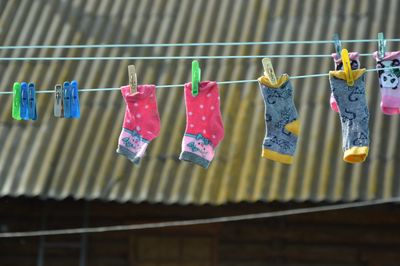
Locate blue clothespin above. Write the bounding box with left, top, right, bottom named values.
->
left=20, top=82, right=29, bottom=120
left=333, top=33, right=342, bottom=60
left=63, top=81, right=71, bottom=118
left=70, top=80, right=80, bottom=118
left=28, top=83, right=37, bottom=120
left=378, top=32, right=387, bottom=60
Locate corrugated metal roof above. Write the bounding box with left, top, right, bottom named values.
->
left=0, top=0, right=400, bottom=205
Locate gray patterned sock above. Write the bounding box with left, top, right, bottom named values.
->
left=258, top=74, right=300, bottom=164
left=329, top=69, right=370, bottom=163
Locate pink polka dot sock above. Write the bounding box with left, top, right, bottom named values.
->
left=116, top=85, right=160, bottom=164
left=373, top=51, right=400, bottom=115
left=330, top=52, right=361, bottom=113
left=179, top=81, right=224, bottom=169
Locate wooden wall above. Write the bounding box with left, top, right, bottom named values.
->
left=1, top=198, right=400, bottom=266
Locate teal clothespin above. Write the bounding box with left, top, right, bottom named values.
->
left=192, top=60, right=201, bottom=96
left=333, top=33, right=342, bottom=59
left=12, top=82, right=21, bottom=120
left=378, top=32, right=387, bottom=60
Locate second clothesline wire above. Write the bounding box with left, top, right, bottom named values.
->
left=0, top=66, right=395, bottom=95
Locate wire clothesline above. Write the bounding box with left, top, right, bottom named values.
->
left=0, top=53, right=376, bottom=61
left=0, top=38, right=400, bottom=49
left=0, top=197, right=398, bottom=238
left=0, top=66, right=392, bottom=95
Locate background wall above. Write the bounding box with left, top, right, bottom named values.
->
left=1, top=198, right=400, bottom=266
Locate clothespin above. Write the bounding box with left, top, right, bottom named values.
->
left=12, top=82, right=21, bottom=120
left=63, top=81, right=71, bottom=118
left=333, top=33, right=342, bottom=60
left=192, top=60, right=201, bottom=96
left=378, top=32, right=387, bottom=60
left=342, top=48, right=354, bottom=86
left=28, top=83, right=37, bottom=120
left=128, top=65, right=137, bottom=94
left=20, top=82, right=29, bottom=120
left=54, top=84, right=63, bottom=117
left=262, top=58, right=277, bottom=85
left=70, top=80, right=80, bottom=118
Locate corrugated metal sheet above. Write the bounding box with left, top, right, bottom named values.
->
left=0, top=0, right=399, bottom=205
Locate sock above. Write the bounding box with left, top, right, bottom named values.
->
left=329, top=69, right=369, bottom=163
left=330, top=52, right=361, bottom=113
left=116, top=85, right=160, bottom=164
left=373, top=51, right=400, bottom=115
left=258, top=74, right=300, bottom=165
left=179, top=81, right=224, bottom=169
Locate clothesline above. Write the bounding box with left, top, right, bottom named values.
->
left=0, top=38, right=400, bottom=49
left=0, top=197, right=398, bottom=238
left=0, top=66, right=394, bottom=95
left=0, top=53, right=376, bottom=61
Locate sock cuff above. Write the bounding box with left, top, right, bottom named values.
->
left=329, top=69, right=366, bottom=81
left=121, top=84, right=156, bottom=101
left=331, top=52, right=360, bottom=62
left=258, top=74, right=289, bottom=88
left=373, top=51, right=400, bottom=61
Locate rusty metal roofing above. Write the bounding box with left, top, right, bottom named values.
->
left=0, top=0, right=400, bottom=205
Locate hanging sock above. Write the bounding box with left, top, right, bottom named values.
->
left=12, top=82, right=21, bottom=120
left=116, top=85, right=160, bottom=164
left=258, top=74, right=300, bottom=164
left=329, top=69, right=369, bottom=163
left=179, top=81, right=224, bottom=169
left=20, top=82, right=29, bottom=120
left=373, top=51, right=400, bottom=115
left=329, top=52, right=361, bottom=113
left=27, top=83, right=37, bottom=120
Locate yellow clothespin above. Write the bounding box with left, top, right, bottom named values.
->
left=262, top=58, right=277, bottom=85
left=128, top=65, right=137, bottom=94
left=341, top=48, right=354, bottom=86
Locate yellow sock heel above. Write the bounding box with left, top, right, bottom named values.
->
left=284, top=120, right=300, bottom=136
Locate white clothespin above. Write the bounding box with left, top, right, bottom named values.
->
left=262, top=58, right=277, bottom=85
left=128, top=65, right=137, bottom=94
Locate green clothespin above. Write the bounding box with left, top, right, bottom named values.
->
left=12, top=82, right=21, bottom=120
left=192, top=60, right=201, bottom=96
left=378, top=32, right=387, bottom=60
